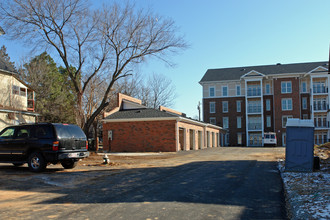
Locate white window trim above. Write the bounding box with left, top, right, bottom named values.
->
left=237, top=116, right=241, bottom=129
left=222, top=101, right=228, bottom=113
left=301, top=81, right=307, bottom=93
left=281, top=81, right=292, bottom=94
left=266, top=99, right=271, bottom=111
left=302, top=97, right=307, bottom=110
left=282, top=98, right=293, bottom=111
left=210, top=117, right=216, bottom=125
left=236, top=100, right=241, bottom=112
left=266, top=115, right=271, bottom=128
left=209, top=86, right=215, bottom=97
left=222, top=85, right=228, bottom=97
left=265, top=83, right=271, bottom=95
left=236, top=85, right=241, bottom=96
left=223, top=117, right=229, bottom=129
left=210, top=102, right=215, bottom=113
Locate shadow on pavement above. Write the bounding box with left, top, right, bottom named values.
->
left=0, top=160, right=287, bottom=219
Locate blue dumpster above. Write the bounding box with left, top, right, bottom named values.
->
left=285, top=119, right=314, bottom=172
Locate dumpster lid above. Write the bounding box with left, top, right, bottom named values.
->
left=286, top=118, right=314, bottom=128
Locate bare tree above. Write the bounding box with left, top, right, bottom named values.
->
left=0, top=0, right=186, bottom=136
left=144, top=73, right=176, bottom=109
left=117, top=72, right=177, bottom=109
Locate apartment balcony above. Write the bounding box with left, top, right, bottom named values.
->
left=314, top=121, right=330, bottom=130
left=247, top=88, right=261, bottom=97
left=313, top=103, right=328, bottom=111
left=248, top=123, right=262, bottom=131
left=312, top=85, right=328, bottom=95
left=27, top=99, right=35, bottom=112
left=247, top=106, right=262, bottom=114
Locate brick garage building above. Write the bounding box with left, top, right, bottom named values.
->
left=102, top=94, right=223, bottom=152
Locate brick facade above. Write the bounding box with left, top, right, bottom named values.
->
left=203, top=97, right=246, bottom=146
left=103, top=120, right=177, bottom=152
left=200, top=62, right=329, bottom=147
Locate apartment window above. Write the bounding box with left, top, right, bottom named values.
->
left=302, top=97, right=307, bottom=110
left=209, top=87, right=215, bottom=97
left=302, top=81, right=307, bottom=93
left=236, top=85, right=241, bottom=96
left=237, top=133, right=242, bottom=145
left=282, top=98, right=292, bottom=111
left=236, top=100, right=241, bottom=112
left=266, top=99, right=271, bottom=111
left=237, top=117, right=241, bottom=128
left=303, top=114, right=309, bottom=119
left=222, top=86, right=228, bottom=97
left=222, top=101, right=228, bottom=113
left=210, top=117, right=216, bottom=125
left=265, top=83, right=271, bottom=94
left=223, top=117, right=229, bottom=129
left=209, top=102, right=215, bottom=113
left=20, top=87, right=27, bottom=97
left=12, top=85, right=19, bottom=95
left=282, top=115, right=293, bottom=128
left=266, top=115, right=271, bottom=128
left=281, top=81, right=292, bottom=93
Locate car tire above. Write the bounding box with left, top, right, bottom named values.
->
left=13, top=163, right=25, bottom=167
left=28, top=152, right=46, bottom=172
left=61, top=159, right=78, bottom=169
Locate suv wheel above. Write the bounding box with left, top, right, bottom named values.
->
left=61, top=159, right=78, bottom=169
left=28, top=152, right=46, bottom=172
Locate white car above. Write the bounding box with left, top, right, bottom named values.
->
left=263, top=132, right=277, bottom=146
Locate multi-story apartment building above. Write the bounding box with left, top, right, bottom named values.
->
left=0, top=57, right=38, bottom=130
left=200, top=61, right=329, bottom=146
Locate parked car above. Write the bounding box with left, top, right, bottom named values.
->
left=263, top=132, right=277, bottom=146
left=0, top=123, right=89, bottom=172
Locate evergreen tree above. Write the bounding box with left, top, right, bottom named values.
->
left=22, top=52, right=76, bottom=123
left=0, top=45, right=16, bottom=72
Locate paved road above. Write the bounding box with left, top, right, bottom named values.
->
left=0, top=147, right=287, bottom=220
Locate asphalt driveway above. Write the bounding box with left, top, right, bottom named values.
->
left=0, top=147, right=287, bottom=220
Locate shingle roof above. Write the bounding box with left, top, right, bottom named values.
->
left=200, top=61, right=328, bottom=82
left=104, top=108, right=180, bottom=120
left=0, top=56, right=16, bottom=73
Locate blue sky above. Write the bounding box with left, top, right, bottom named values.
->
left=1, top=0, right=330, bottom=119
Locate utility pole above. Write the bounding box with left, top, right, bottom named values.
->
left=197, top=101, right=201, bottom=121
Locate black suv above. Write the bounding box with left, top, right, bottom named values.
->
left=0, top=123, right=89, bottom=172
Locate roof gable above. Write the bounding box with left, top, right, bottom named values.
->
left=240, top=70, right=265, bottom=79
left=308, top=66, right=328, bottom=74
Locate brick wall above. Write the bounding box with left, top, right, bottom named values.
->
left=203, top=97, right=245, bottom=146
left=103, top=120, right=177, bottom=152
left=263, top=95, right=274, bottom=132
left=273, top=77, right=301, bottom=146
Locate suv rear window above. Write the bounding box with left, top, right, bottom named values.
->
left=54, top=124, right=86, bottom=139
